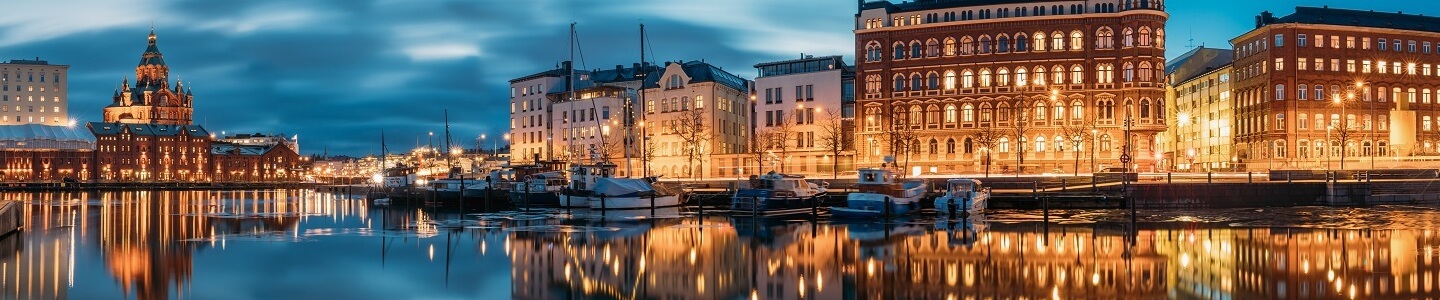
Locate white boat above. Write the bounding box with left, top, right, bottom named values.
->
left=832, top=166, right=928, bottom=218
left=510, top=171, right=565, bottom=206
left=731, top=171, right=828, bottom=217
left=933, top=178, right=989, bottom=217
left=560, top=163, right=617, bottom=208
left=382, top=164, right=417, bottom=189
left=421, top=177, right=488, bottom=200
left=586, top=177, right=684, bottom=210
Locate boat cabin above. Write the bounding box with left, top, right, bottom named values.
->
left=945, top=179, right=982, bottom=196
left=569, top=162, right=617, bottom=191
left=751, top=172, right=808, bottom=191
left=856, top=168, right=897, bottom=185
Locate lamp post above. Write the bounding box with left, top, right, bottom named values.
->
left=1333, top=93, right=1348, bottom=170
left=1090, top=128, right=1097, bottom=173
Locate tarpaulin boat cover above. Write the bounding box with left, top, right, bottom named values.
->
left=593, top=178, right=654, bottom=196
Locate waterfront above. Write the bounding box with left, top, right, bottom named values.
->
left=2, top=190, right=1440, bottom=299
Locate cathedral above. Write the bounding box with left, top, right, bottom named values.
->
left=102, top=29, right=195, bottom=125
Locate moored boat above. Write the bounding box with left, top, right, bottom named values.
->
left=559, top=163, right=616, bottom=208
left=933, top=178, right=989, bottom=217
left=831, top=166, right=928, bottom=218
left=586, top=177, right=684, bottom=210
left=730, top=171, right=827, bottom=217
left=509, top=171, right=565, bottom=206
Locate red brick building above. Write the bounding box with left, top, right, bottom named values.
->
left=1232, top=7, right=1440, bottom=170
left=854, top=0, right=1169, bottom=174
left=0, top=124, right=94, bottom=181
left=211, top=142, right=304, bottom=182
left=88, top=122, right=211, bottom=182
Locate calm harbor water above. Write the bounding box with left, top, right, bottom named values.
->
left=2, top=190, right=1440, bottom=299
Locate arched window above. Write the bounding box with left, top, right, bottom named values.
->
left=929, top=139, right=939, bottom=154
left=927, top=72, right=940, bottom=90
left=1071, top=101, right=1084, bottom=119
left=961, top=70, right=975, bottom=88
left=865, top=42, right=882, bottom=62
left=980, top=103, right=993, bottom=123
left=979, top=35, right=992, bottom=54
left=961, top=36, right=975, bottom=55
left=1123, top=63, right=1135, bottom=82
left=997, top=102, right=1010, bottom=121
left=926, top=39, right=940, bottom=57
left=911, top=73, right=923, bottom=91
left=1034, top=102, right=1047, bottom=120
left=893, top=75, right=906, bottom=91
left=866, top=75, right=881, bottom=93
left=892, top=106, right=908, bottom=129
left=893, top=42, right=906, bottom=59
left=997, top=68, right=1010, bottom=86
left=1096, top=27, right=1115, bottom=49
left=962, top=104, right=975, bottom=122
left=1033, top=32, right=1047, bottom=51
left=1052, top=65, right=1065, bottom=85
left=944, top=104, right=957, bottom=123
left=997, top=35, right=1011, bottom=52
left=864, top=107, right=881, bottom=131
left=947, top=138, right=957, bottom=154
left=927, top=105, right=941, bottom=126
left=1140, top=99, right=1152, bottom=118
left=1097, top=64, right=1114, bottom=84
left=963, top=138, right=973, bottom=154
left=1098, top=99, right=1115, bottom=120
left=1138, top=27, right=1152, bottom=46
left=1298, top=84, right=1308, bottom=100
left=1155, top=29, right=1165, bottom=48
left=1070, top=31, right=1084, bottom=50
left=980, top=69, right=993, bottom=87
left=1123, top=27, right=1135, bottom=47
left=1071, top=65, right=1084, bottom=84
left=998, top=137, right=1010, bottom=153
left=1298, top=140, right=1310, bottom=158
left=1099, top=134, right=1112, bottom=151
left=1015, top=67, right=1028, bottom=87
left=1053, top=101, right=1064, bottom=120
left=1139, top=62, right=1153, bottom=81
left=1033, top=66, right=1047, bottom=85
left=943, top=37, right=957, bottom=56
left=1274, top=139, right=1287, bottom=158
left=911, top=41, right=923, bottom=58
left=1016, top=33, right=1029, bottom=52
left=944, top=71, right=957, bottom=90
left=910, top=105, right=924, bottom=126
left=1052, top=31, right=1065, bottom=50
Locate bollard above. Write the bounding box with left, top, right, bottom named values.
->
left=884, top=197, right=892, bottom=220
left=1091, top=173, right=1098, bottom=193
left=650, top=193, right=656, bottom=212
left=600, top=193, right=607, bottom=210
left=1288, top=172, right=1292, bottom=183
left=1248, top=172, right=1253, bottom=183
left=1208, top=172, right=1213, bottom=183
left=1167, top=172, right=1172, bottom=184
left=1062, top=178, right=1067, bottom=192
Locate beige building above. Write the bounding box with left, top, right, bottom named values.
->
left=508, top=62, right=569, bottom=164
left=1163, top=47, right=1235, bottom=171
left=640, top=61, right=751, bottom=178
left=0, top=58, right=69, bottom=125
left=752, top=55, right=855, bottom=177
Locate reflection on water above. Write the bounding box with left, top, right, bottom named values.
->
left=2, top=190, right=1440, bottom=299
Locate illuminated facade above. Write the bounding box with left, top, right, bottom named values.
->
left=211, top=142, right=304, bottom=182
left=0, top=58, right=69, bottom=125
left=0, top=124, right=94, bottom=181
left=103, top=29, right=194, bottom=125
left=854, top=0, right=1169, bottom=174
left=89, top=122, right=211, bottom=182
left=1164, top=47, right=1235, bottom=171
left=640, top=61, right=751, bottom=178
left=1232, top=7, right=1440, bottom=170
left=752, top=55, right=857, bottom=176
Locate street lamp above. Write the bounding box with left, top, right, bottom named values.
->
left=1332, top=93, right=1349, bottom=170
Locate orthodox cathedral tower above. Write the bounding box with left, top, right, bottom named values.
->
left=103, top=29, right=195, bottom=125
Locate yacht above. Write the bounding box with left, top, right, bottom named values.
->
left=509, top=171, right=565, bottom=206
left=559, top=163, right=616, bottom=208
left=586, top=177, right=684, bottom=210
left=933, top=178, right=989, bottom=217
left=730, top=171, right=827, bottom=217
left=831, top=165, right=928, bottom=218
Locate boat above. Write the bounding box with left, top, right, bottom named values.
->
left=933, top=178, right=989, bottom=217
left=422, top=177, right=488, bottom=200
left=586, top=177, right=684, bottom=210
left=509, top=171, right=566, bottom=206
left=831, top=165, right=928, bottom=218
left=559, top=163, right=616, bottom=208
left=382, top=163, right=417, bottom=189
left=730, top=171, right=828, bottom=217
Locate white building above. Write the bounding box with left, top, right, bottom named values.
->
left=640, top=61, right=751, bottom=178
left=752, top=55, right=856, bottom=177
left=508, top=62, right=570, bottom=164
left=0, top=58, right=69, bottom=125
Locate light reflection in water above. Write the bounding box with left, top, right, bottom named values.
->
left=0, top=190, right=1438, bottom=299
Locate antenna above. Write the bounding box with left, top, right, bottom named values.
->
left=1186, top=28, right=1195, bottom=49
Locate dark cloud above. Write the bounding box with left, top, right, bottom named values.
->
left=3, top=0, right=857, bottom=155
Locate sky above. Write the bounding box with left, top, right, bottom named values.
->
left=0, top=0, right=1433, bottom=156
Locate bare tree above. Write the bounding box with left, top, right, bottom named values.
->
left=675, top=107, right=711, bottom=179
left=972, top=126, right=1000, bottom=178
left=641, top=135, right=658, bottom=177
left=880, top=117, right=920, bottom=176
left=817, top=108, right=850, bottom=179
left=597, top=132, right=627, bottom=164
left=1009, top=100, right=1032, bottom=176
left=766, top=110, right=797, bottom=173
left=1062, top=119, right=1096, bottom=176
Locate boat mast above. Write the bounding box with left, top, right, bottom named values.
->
left=567, top=22, right=577, bottom=165
left=380, top=130, right=387, bottom=185
left=638, top=23, right=648, bottom=178
left=443, top=109, right=453, bottom=176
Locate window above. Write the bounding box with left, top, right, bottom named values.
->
left=1071, top=65, right=1084, bottom=84
left=1139, top=27, right=1152, bottom=46
left=1274, top=34, right=1284, bottom=47
left=1034, top=102, right=1047, bottom=120
left=1035, top=136, right=1046, bottom=153
left=1070, top=31, right=1083, bottom=50
left=1123, top=63, right=1134, bottom=82
left=962, top=104, right=974, bottom=122
left=1276, top=84, right=1285, bottom=100
left=1297, top=34, right=1307, bottom=47
left=1015, top=67, right=1028, bottom=87
left=1298, top=84, right=1308, bottom=100
left=943, top=38, right=956, bottom=56
left=911, top=41, right=923, bottom=58
left=1096, top=27, right=1114, bottom=49
left=945, top=104, right=957, bottom=123
left=1299, top=114, right=1308, bottom=130
left=1071, top=101, right=1083, bottom=119
left=962, top=70, right=975, bottom=88
left=997, top=35, right=1010, bottom=53
left=1274, top=58, right=1284, bottom=71
left=1276, top=113, right=1285, bottom=130
left=944, top=71, right=956, bottom=90
left=1123, top=28, right=1134, bottom=47
left=1016, top=34, right=1029, bottom=52
left=1140, top=99, right=1151, bottom=118
left=1315, top=86, right=1324, bottom=101
left=1052, top=31, right=1064, bottom=50
left=893, top=43, right=906, bottom=59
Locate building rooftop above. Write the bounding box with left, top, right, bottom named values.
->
left=1, top=58, right=66, bottom=66
left=87, top=122, right=210, bottom=138
left=642, top=60, right=750, bottom=92
left=1165, top=47, right=1233, bottom=85
left=1261, top=6, right=1440, bottom=33
left=0, top=124, right=95, bottom=150
left=754, top=55, right=850, bottom=78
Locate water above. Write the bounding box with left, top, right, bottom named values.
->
left=4, top=190, right=1440, bottom=299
